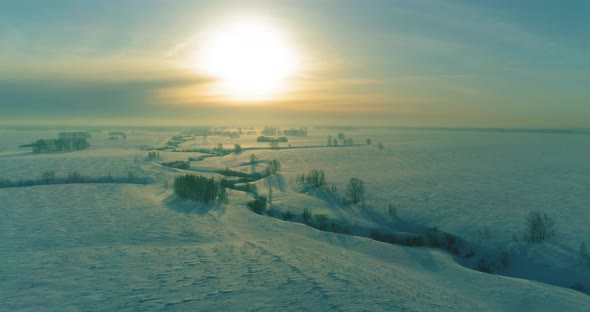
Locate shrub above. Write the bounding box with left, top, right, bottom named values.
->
left=314, top=214, right=328, bottom=231
left=266, top=159, right=281, bottom=175
left=247, top=196, right=267, bottom=215
left=241, top=182, right=258, bottom=194
left=571, top=282, right=586, bottom=293
left=329, top=222, right=350, bottom=234
left=32, top=138, right=90, bottom=153
left=443, top=233, right=460, bottom=255
left=462, top=248, right=476, bottom=259
left=425, top=227, right=442, bottom=248
left=524, top=210, right=555, bottom=243
left=496, top=251, right=510, bottom=269
left=387, top=204, right=397, bottom=220
left=66, top=171, right=83, bottom=183
left=402, top=236, right=425, bottom=247
left=41, top=170, right=56, bottom=184
left=477, top=227, right=491, bottom=242
left=369, top=230, right=398, bottom=244
left=378, top=142, right=384, bottom=150
left=173, top=174, right=228, bottom=203
left=257, top=136, right=287, bottom=143
left=0, top=177, right=14, bottom=187
left=302, top=208, right=313, bottom=223
left=283, top=128, right=308, bottom=136
left=295, top=169, right=327, bottom=189
left=216, top=168, right=266, bottom=180
left=234, top=144, right=243, bottom=155
left=579, top=241, right=590, bottom=264
left=161, top=160, right=190, bottom=169
left=344, top=178, right=365, bottom=206
left=282, top=210, right=294, bottom=221
left=476, top=259, right=492, bottom=273
left=147, top=151, right=160, bottom=160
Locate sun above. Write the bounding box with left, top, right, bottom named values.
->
left=194, top=17, right=300, bottom=102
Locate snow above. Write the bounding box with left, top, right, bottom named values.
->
left=1, top=127, right=589, bottom=310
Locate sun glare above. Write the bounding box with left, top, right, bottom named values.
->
left=194, top=18, right=300, bottom=102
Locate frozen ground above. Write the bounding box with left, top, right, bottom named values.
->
left=1, top=127, right=589, bottom=310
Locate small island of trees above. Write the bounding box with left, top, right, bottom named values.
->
left=173, top=174, right=228, bottom=203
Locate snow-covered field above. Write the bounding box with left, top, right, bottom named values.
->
left=1, top=127, right=589, bottom=311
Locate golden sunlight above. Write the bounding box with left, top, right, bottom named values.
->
left=193, top=17, right=300, bottom=102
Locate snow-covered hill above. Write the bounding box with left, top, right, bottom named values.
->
left=2, top=184, right=588, bottom=311
left=1, top=127, right=589, bottom=311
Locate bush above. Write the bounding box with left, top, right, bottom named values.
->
left=0, top=177, right=13, bottom=187
left=295, top=169, right=327, bottom=189
left=41, top=170, right=56, bottom=184
left=524, top=210, right=555, bottom=243
left=329, top=222, right=350, bottom=234
left=369, top=230, right=398, bottom=244
left=302, top=208, right=313, bottom=223
left=314, top=214, right=328, bottom=231
left=66, top=171, right=83, bottom=183
left=257, top=136, right=288, bottom=143
left=161, top=160, right=190, bottom=169
left=173, top=174, right=228, bottom=203
left=403, top=236, right=425, bottom=247
left=32, top=138, right=90, bottom=153
left=216, top=168, right=267, bottom=180
left=234, top=144, right=243, bottom=155
left=476, top=259, right=492, bottom=273
left=496, top=251, right=510, bottom=269
left=344, top=178, right=365, bottom=206
left=247, top=196, right=267, bottom=215
left=579, top=241, right=590, bottom=264
left=387, top=204, right=397, bottom=220
left=282, top=210, right=294, bottom=221
left=283, top=128, right=308, bottom=136
left=147, top=151, right=160, bottom=160
left=266, top=159, right=281, bottom=175
left=571, top=282, right=586, bottom=293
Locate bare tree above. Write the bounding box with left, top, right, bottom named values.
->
left=525, top=210, right=555, bottom=242
left=345, top=178, right=365, bottom=206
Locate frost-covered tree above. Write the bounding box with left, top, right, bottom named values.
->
left=266, top=159, right=281, bottom=175
left=234, top=144, right=243, bottom=155
left=345, top=178, right=365, bottom=206
left=524, top=210, right=555, bottom=242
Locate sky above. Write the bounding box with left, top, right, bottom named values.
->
left=1, top=0, right=589, bottom=127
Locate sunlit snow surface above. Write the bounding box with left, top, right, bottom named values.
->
left=1, top=128, right=589, bottom=311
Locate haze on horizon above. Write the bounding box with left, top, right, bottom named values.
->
left=1, top=0, right=589, bottom=128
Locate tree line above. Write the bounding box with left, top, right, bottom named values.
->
left=32, top=138, right=90, bottom=153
